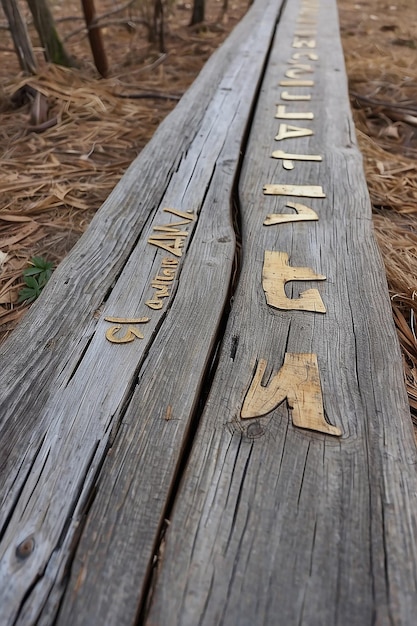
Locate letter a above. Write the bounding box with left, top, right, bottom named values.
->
left=241, top=354, right=341, bottom=436
left=275, top=124, right=314, bottom=141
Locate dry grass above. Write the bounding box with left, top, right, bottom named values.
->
left=0, top=0, right=246, bottom=340
left=0, top=62, right=173, bottom=334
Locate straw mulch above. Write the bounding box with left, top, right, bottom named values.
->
left=0, top=63, right=174, bottom=332
left=1, top=0, right=417, bottom=424
left=0, top=0, right=247, bottom=339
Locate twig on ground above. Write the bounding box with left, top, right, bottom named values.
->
left=116, top=92, right=181, bottom=100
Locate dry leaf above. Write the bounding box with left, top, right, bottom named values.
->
left=381, top=124, right=400, bottom=139
left=0, top=251, right=9, bottom=270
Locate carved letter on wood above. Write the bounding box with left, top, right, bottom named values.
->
left=271, top=148, right=322, bottom=170
left=290, top=52, right=318, bottom=61
left=241, top=354, right=342, bottom=436
left=147, top=208, right=195, bottom=257
left=279, top=80, right=314, bottom=87
left=275, top=105, right=314, bottom=120
left=264, top=202, right=318, bottom=226
left=275, top=124, right=314, bottom=141
left=284, top=66, right=314, bottom=79
left=281, top=91, right=312, bottom=101
left=262, top=251, right=326, bottom=312
left=292, top=37, right=317, bottom=49
left=104, top=316, right=150, bottom=343
left=263, top=184, right=326, bottom=198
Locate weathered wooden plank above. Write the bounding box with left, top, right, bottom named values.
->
left=0, top=0, right=285, bottom=624
left=0, top=9, right=240, bottom=514
left=0, top=0, right=273, bottom=511
left=145, top=0, right=417, bottom=624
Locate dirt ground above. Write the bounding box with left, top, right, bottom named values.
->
left=1, top=0, right=417, bottom=418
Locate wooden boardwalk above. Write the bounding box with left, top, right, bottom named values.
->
left=1, top=0, right=417, bottom=623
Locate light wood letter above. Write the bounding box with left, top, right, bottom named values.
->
left=264, top=202, right=318, bottom=226
left=275, top=124, right=314, bottom=141
left=263, top=250, right=326, bottom=312
left=241, top=354, right=341, bottom=436
left=263, top=184, right=326, bottom=198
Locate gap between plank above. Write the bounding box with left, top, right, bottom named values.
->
left=133, top=1, right=290, bottom=622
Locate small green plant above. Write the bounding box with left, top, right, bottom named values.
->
left=18, top=256, right=54, bottom=304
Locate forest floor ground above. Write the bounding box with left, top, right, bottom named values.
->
left=1, top=0, right=417, bottom=421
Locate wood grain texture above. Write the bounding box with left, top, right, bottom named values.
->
left=146, top=0, right=417, bottom=624
left=1, top=0, right=416, bottom=623
left=0, top=0, right=284, bottom=623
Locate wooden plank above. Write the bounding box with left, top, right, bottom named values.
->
left=0, top=0, right=284, bottom=624
left=145, top=0, right=417, bottom=623
left=0, top=0, right=274, bottom=516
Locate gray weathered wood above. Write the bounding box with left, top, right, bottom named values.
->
left=145, top=0, right=417, bottom=624
left=1, top=0, right=416, bottom=623
left=0, top=0, right=284, bottom=623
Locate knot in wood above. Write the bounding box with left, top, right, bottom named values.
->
left=246, top=422, right=264, bottom=439
left=16, top=536, right=35, bottom=560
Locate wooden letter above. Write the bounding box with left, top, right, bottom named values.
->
left=294, top=30, right=317, bottom=37
left=264, top=202, right=318, bottom=226
left=163, top=207, right=195, bottom=222
left=296, top=20, right=318, bottom=27
left=275, top=105, right=314, bottom=121
left=104, top=317, right=150, bottom=343
left=147, top=235, right=187, bottom=257
left=292, top=37, right=317, bottom=49
left=145, top=257, right=178, bottom=310
left=281, top=91, right=312, bottom=101
left=263, top=184, right=326, bottom=198
left=271, top=148, right=322, bottom=170
left=161, top=257, right=179, bottom=266
left=279, top=79, right=314, bottom=87
left=275, top=124, right=314, bottom=141
left=290, top=52, right=318, bottom=61
left=284, top=65, right=314, bottom=79
left=148, top=209, right=195, bottom=256
left=145, top=298, right=164, bottom=310
left=151, top=227, right=189, bottom=236
left=241, top=354, right=341, bottom=436
left=262, top=251, right=326, bottom=312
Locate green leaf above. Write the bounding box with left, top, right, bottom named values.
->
left=24, top=275, right=40, bottom=289
left=38, top=272, right=51, bottom=287
left=18, top=257, right=54, bottom=304
left=23, top=267, right=43, bottom=277
left=17, top=287, right=38, bottom=303
left=30, top=256, right=54, bottom=271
